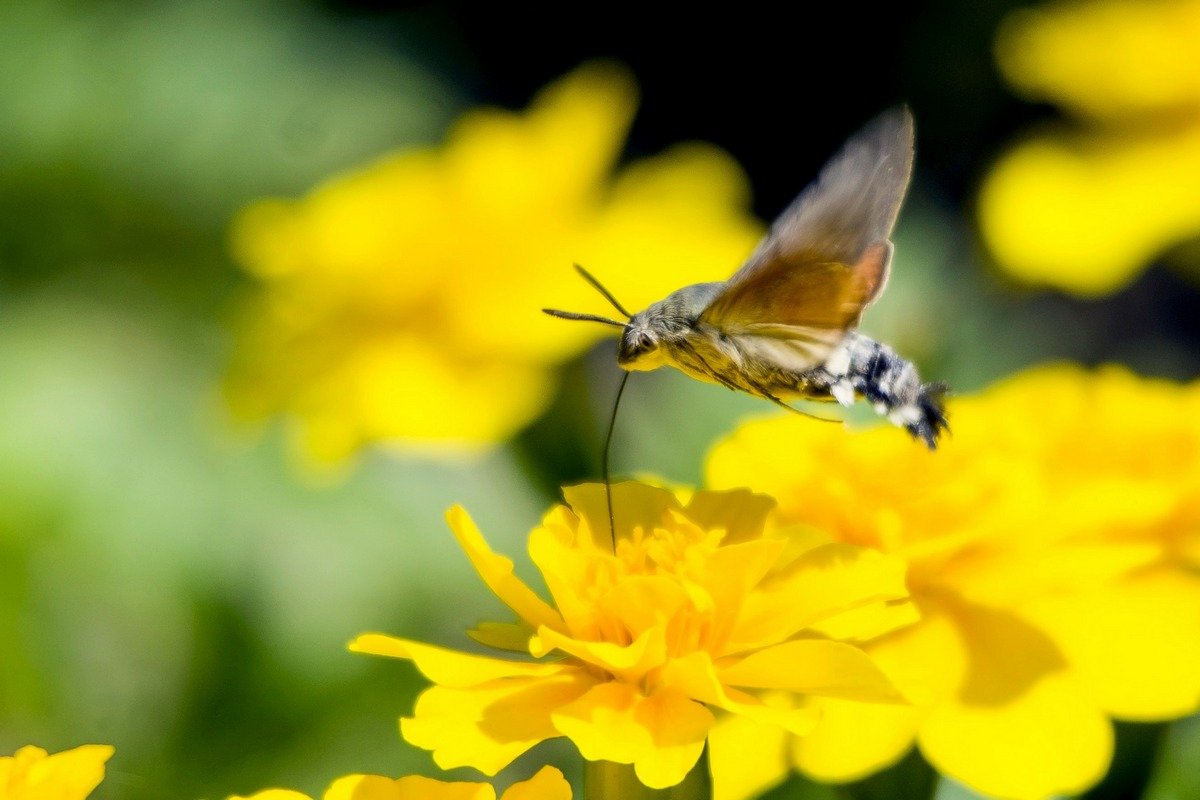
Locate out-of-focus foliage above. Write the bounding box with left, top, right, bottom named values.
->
left=0, top=2, right=542, bottom=798
left=979, top=0, right=1200, bottom=294
left=227, top=63, right=762, bottom=465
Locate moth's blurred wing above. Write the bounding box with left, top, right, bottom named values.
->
left=700, top=108, right=913, bottom=367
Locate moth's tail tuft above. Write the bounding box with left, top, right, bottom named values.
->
left=813, top=333, right=950, bottom=450
left=908, top=381, right=949, bottom=450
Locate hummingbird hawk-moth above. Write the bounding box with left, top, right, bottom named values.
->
left=545, top=107, right=947, bottom=448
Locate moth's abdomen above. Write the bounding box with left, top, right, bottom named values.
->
left=812, top=333, right=948, bottom=449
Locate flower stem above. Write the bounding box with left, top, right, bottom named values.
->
left=583, top=746, right=712, bottom=800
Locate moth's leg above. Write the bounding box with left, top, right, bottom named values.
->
left=676, top=340, right=742, bottom=392
left=758, top=388, right=841, bottom=424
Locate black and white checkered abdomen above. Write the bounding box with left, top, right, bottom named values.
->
left=805, top=332, right=948, bottom=448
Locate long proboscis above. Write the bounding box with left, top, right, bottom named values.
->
left=602, top=371, right=630, bottom=552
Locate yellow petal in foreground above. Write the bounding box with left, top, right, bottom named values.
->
left=718, top=639, right=902, bottom=702
left=232, top=765, right=571, bottom=800
left=1022, top=567, right=1200, bottom=720
left=790, top=698, right=921, bottom=784
left=348, top=634, right=568, bottom=686
left=355, top=481, right=910, bottom=789
left=919, top=671, right=1112, bottom=800
left=401, top=672, right=596, bottom=775
left=708, top=711, right=791, bottom=800
left=917, top=599, right=1113, bottom=800
left=446, top=505, right=564, bottom=633
left=706, top=364, right=1200, bottom=799
left=551, top=683, right=714, bottom=789
left=325, top=774, right=491, bottom=800
left=786, top=607, right=965, bottom=783
left=498, top=766, right=572, bottom=800
left=0, top=745, right=114, bottom=800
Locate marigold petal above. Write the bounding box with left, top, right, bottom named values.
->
left=703, top=538, right=789, bottom=608
left=858, top=604, right=970, bottom=710
left=945, top=541, right=1162, bottom=607
left=446, top=506, right=564, bottom=632
left=631, top=686, right=716, bottom=789
left=718, top=639, right=903, bottom=703
left=682, top=488, right=776, bottom=544
left=531, top=625, right=667, bottom=682
left=729, top=543, right=908, bottom=651
left=561, top=482, right=682, bottom=544
left=661, top=652, right=819, bottom=735
left=0, top=744, right=114, bottom=800
left=498, top=766, right=572, bottom=800
left=918, top=671, right=1113, bottom=800
left=325, top=774, right=494, bottom=800
left=349, top=634, right=565, bottom=686
left=790, top=697, right=920, bottom=783
left=708, top=711, right=791, bottom=800
left=551, top=683, right=713, bottom=789
left=231, top=790, right=313, bottom=800
left=785, top=609, right=964, bottom=782
left=584, top=142, right=763, bottom=313
left=403, top=671, right=596, bottom=775
left=1022, top=566, right=1200, bottom=720
left=916, top=599, right=1113, bottom=799
left=978, top=126, right=1200, bottom=294
left=808, top=599, right=920, bottom=643
left=467, top=622, right=536, bottom=653
left=995, top=0, right=1200, bottom=118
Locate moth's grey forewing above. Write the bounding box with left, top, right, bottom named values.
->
left=765, top=106, right=914, bottom=273
left=700, top=107, right=915, bottom=347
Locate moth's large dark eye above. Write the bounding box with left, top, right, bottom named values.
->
left=618, top=331, right=657, bottom=364
left=630, top=333, right=656, bottom=355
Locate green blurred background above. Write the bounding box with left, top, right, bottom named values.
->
left=0, top=1, right=1197, bottom=798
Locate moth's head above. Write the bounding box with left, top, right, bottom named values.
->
left=617, top=317, right=663, bottom=371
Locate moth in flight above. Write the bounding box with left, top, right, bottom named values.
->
left=545, top=107, right=947, bottom=448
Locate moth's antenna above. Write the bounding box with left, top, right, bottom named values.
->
left=601, top=371, right=630, bottom=552
left=574, top=264, right=633, bottom=319
left=542, top=308, right=628, bottom=328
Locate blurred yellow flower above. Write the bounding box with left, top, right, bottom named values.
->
left=979, top=0, right=1200, bottom=294
left=227, top=62, right=763, bottom=464
left=351, top=481, right=912, bottom=790
left=231, top=765, right=571, bottom=800
left=705, top=364, right=1200, bottom=800
left=0, top=744, right=114, bottom=800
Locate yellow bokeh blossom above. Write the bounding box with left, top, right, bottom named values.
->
left=231, top=764, right=571, bottom=800
left=351, top=481, right=914, bottom=790
left=0, top=744, right=114, bottom=800
left=979, top=0, right=1200, bottom=294
left=227, top=62, right=763, bottom=463
left=705, top=364, right=1200, bottom=800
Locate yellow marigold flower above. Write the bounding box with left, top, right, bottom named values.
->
left=231, top=764, right=571, bottom=800
left=351, top=481, right=911, bottom=790
left=0, top=744, right=114, bottom=800
left=979, top=0, right=1200, bottom=294
left=997, top=0, right=1200, bottom=119
left=705, top=363, right=1200, bottom=800
left=227, top=62, right=762, bottom=463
